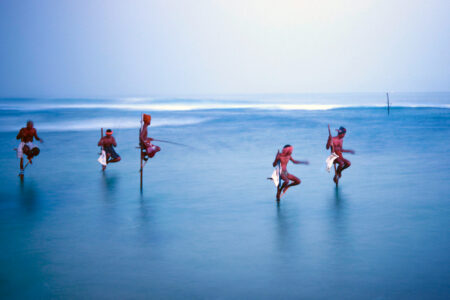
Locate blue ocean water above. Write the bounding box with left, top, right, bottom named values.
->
left=0, top=93, right=449, bottom=299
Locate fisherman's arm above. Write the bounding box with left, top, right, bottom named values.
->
left=98, top=138, right=104, bottom=147
left=34, top=130, right=43, bottom=143
left=112, top=137, right=117, bottom=147
left=139, top=129, right=148, bottom=142
left=16, top=129, right=23, bottom=140
left=326, top=136, right=332, bottom=150
left=290, top=157, right=309, bottom=165
left=342, top=149, right=355, bottom=154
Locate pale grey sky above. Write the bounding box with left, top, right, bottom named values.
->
left=0, top=0, right=449, bottom=97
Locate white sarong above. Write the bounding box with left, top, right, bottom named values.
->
left=326, top=153, right=339, bottom=172
left=16, top=142, right=36, bottom=158
left=98, top=150, right=107, bottom=166
left=270, top=163, right=281, bottom=187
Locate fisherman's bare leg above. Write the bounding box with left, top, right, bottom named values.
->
left=108, top=157, right=121, bottom=163
left=335, top=157, right=351, bottom=178
left=102, top=153, right=111, bottom=171
left=276, top=185, right=282, bottom=201
left=333, top=161, right=339, bottom=183
left=278, top=173, right=292, bottom=198
left=23, top=145, right=33, bottom=164
left=281, top=174, right=300, bottom=196
left=146, top=144, right=161, bottom=158
left=277, top=179, right=288, bottom=201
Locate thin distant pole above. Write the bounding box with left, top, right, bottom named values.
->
left=386, top=92, right=390, bottom=115
left=140, top=115, right=143, bottom=191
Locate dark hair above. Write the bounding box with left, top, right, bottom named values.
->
left=27, top=120, right=33, bottom=125
left=283, top=144, right=291, bottom=149
left=338, top=127, right=346, bottom=134
left=106, top=129, right=112, bottom=133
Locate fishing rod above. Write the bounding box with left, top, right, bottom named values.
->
left=152, top=139, right=191, bottom=148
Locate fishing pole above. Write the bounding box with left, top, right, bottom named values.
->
left=152, top=139, right=192, bottom=148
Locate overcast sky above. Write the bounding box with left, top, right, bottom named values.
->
left=0, top=0, right=449, bottom=98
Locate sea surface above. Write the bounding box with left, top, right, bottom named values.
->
left=0, top=93, right=449, bottom=299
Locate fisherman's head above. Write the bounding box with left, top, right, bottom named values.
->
left=282, top=144, right=293, bottom=154
left=106, top=129, right=113, bottom=136
left=143, top=114, right=151, bottom=125
left=26, top=120, right=33, bottom=129
left=337, top=126, right=346, bottom=138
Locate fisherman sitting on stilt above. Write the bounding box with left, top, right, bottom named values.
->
left=16, top=120, right=43, bottom=174
left=272, top=145, right=309, bottom=201
left=98, top=129, right=121, bottom=171
left=326, top=126, right=355, bottom=185
left=140, top=114, right=161, bottom=161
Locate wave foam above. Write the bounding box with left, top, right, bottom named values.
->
left=0, top=117, right=211, bottom=132
left=0, top=103, right=370, bottom=111
left=1, top=99, right=449, bottom=112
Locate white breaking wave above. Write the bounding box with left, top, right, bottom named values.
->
left=52, top=103, right=352, bottom=111
left=1, top=102, right=449, bottom=112
left=0, top=117, right=212, bottom=132
left=0, top=103, right=348, bottom=111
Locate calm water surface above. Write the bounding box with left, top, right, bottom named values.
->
left=0, top=96, right=449, bottom=299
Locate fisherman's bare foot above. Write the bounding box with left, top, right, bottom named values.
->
left=333, top=175, right=339, bottom=184
left=102, top=165, right=106, bottom=171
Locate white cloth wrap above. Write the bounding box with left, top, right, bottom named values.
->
left=326, top=153, right=339, bottom=172
left=98, top=150, right=107, bottom=166
left=271, top=163, right=281, bottom=187
left=17, top=142, right=36, bottom=158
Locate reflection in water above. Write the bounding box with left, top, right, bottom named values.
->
left=101, top=172, right=119, bottom=201
left=18, top=180, right=38, bottom=212
left=328, top=187, right=349, bottom=249
left=334, top=187, right=345, bottom=210
left=100, top=173, right=119, bottom=221
left=136, top=193, right=161, bottom=246
left=275, top=203, right=299, bottom=254
left=139, top=193, right=151, bottom=225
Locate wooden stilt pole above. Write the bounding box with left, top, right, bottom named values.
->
left=18, top=159, right=28, bottom=179
left=100, top=128, right=103, bottom=153
left=386, top=92, right=390, bottom=115
left=328, top=124, right=338, bottom=187
left=100, top=128, right=104, bottom=170
left=140, top=138, right=143, bottom=191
